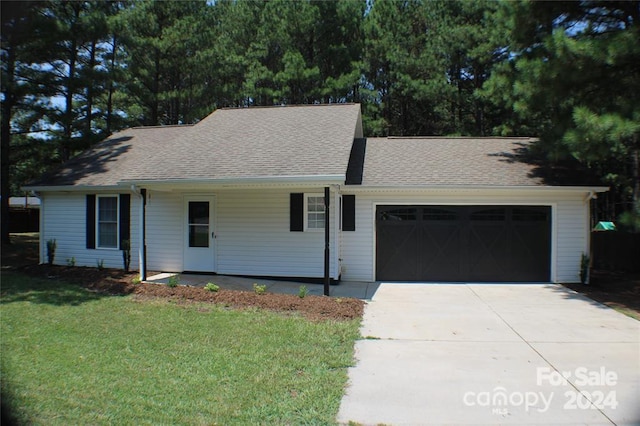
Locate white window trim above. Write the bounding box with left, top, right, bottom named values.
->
left=96, top=194, right=119, bottom=249
left=304, top=193, right=325, bottom=232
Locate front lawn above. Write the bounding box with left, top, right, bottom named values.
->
left=1, top=272, right=361, bottom=425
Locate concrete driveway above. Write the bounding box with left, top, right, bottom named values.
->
left=337, top=284, right=640, bottom=425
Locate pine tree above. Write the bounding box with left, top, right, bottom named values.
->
left=484, top=1, right=640, bottom=227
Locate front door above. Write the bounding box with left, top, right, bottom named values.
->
left=183, top=196, right=216, bottom=272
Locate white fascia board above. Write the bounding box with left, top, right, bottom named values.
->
left=24, top=185, right=125, bottom=193
left=120, top=175, right=345, bottom=189
left=342, top=185, right=609, bottom=193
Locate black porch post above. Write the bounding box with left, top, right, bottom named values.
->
left=141, top=189, right=147, bottom=281
left=324, top=186, right=330, bottom=296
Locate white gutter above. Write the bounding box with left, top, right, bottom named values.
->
left=583, top=190, right=598, bottom=203
left=24, top=175, right=345, bottom=192
left=119, top=175, right=345, bottom=187
left=23, top=185, right=124, bottom=192
left=343, top=185, right=610, bottom=193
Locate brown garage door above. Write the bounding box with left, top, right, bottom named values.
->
left=376, top=205, right=551, bottom=282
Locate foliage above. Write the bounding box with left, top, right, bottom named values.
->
left=204, top=282, right=219, bottom=292
left=132, top=276, right=142, bottom=285
left=96, top=259, right=104, bottom=270
left=484, top=0, right=640, bottom=219
left=121, top=239, right=131, bottom=272
left=298, top=285, right=308, bottom=299
left=618, top=203, right=640, bottom=233
left=580, top=253, right=590, bottom=285
left=253, top=283, right=267, bottom=295
left=45, top=239, right=56, bottom=265
left=167, top=274, right=180, bottom=288
left=2, top=0, right=640, bottom=243
left=1, top=272, right=360, bottom=424
left=66, top=257, right=76, bottom=267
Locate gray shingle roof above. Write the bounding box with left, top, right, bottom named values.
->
left=360, top=137, right=544, bottom=187
left=29, top=125, right=191, bottom=187
left=28, top=104, right=362, bottom=188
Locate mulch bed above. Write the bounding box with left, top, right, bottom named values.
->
left=10, top=264, right=365, bottom=322
left=563, top=270, right=640, bottom=317
left=6, top=234, right=635, bottom=322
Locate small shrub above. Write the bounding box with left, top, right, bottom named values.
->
left=580, top=253, right=590, bottom=284
left=121, top=239, right=131, bottom=272
left=204, top=282, right=220, bottom=292
left=66, top=257, right=76, bottom=267
left=46, top=239, right=57, bottom=265
left=132, top=276, right=142, bottom=285
left=167, top=274, right=180, bottom=287
left=298, top=285, right=308, bottom=298
left=96, top=259, right=105, bottom=270
left=253, top=283, right=267, bottom=295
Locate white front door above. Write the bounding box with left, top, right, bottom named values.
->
left=183, top=196, right=216, bottom=272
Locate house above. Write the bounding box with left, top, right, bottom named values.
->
left=25, top=103, right=607, bottom=283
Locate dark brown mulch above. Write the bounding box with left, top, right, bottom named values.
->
left=563, top=270, right=640, bottom=319
left=10, top=264, right=364, bottom=322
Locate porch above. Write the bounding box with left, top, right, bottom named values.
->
left=145, top=273, right=379, bottom=300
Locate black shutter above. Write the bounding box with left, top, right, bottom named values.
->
left=86, top=194, right=96, bottom=249
left=342, top=195, right=356, bottom=231
left=290, top=193, right=304, bottom=232
left=119, top=194, right=131, bottom=248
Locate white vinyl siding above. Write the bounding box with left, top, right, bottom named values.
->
left=339, top=189, right=590, bottom=283
left=142, top=188, right=338, bottom=278
left=339, top=194, right=374, bottom=281
left=555, top=198, right=589, bottom=283
left=145, top=191, right=183, bottom=272
left=40, top=187, right=589, bottom=284
left=216, top=189, right=338, bottom=278
left=39, top=192, right=139, bottom=269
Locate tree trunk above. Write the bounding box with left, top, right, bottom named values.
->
left=151, top=48, right=160, bottom=125
left=62, top=44, right=76, bottom=162
left=106, top=34, right=117, bottom=135
left=1, top=45, right=15, bottom=244
left=632, top=133, right=639, bottom=212
left=85, top=39, right=97, bottom=139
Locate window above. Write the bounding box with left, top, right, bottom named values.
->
left=423, top=208, right=457, bottom=221
left=470, top=208, right=506, bottom=221
left=379, top=208, right=418, bottom=221
left=306, top=195, right=325, bottom=230
left=512, top=207, right=548, bottom=222
left=97, top=196, right=118, bottom=248
left=188, top=201, right=210, bottom=247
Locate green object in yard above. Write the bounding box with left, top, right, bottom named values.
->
left=594, top=221, right=616, bottom=231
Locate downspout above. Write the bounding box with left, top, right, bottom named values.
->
left=131, top=185, right=147, bottom=280
left=324, top=186, right=330, bottom=296
left=36, top=192, right=44, bottom=264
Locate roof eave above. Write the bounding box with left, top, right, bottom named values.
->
left=346, top=185, right=610, bottom=192
left=122, top=175, right=346, bottom=189
left=23, top=184, right=124, bottom=193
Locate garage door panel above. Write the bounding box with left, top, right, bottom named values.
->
left=376, top=205, right=551, bottom=282
left=376, top=224, right=419, bottom=281
left=510, top=223, right=551, bottom=281
left=467, top=223, right=511, bottom=281
left=419, top=224, right=463, bottom=281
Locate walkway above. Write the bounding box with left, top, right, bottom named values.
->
left=145, top=272, right=381, bottom=299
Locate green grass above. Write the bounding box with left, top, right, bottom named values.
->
left=1, top=272, right=361, bottom=425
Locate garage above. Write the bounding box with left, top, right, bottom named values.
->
left=376, top=205, right=551, bottom=282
